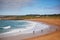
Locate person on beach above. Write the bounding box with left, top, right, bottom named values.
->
left=41, top=30, right=43, bottom=32
left=33, top=31, right=35, bottom=34
left=33, top=27, right=35, bottom=34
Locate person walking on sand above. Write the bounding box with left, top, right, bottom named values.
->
left=33, top=30, right=35, bottom=34
left=33, top=27, right=35, bottom=34
left=41, top=30, right=43, bottom=32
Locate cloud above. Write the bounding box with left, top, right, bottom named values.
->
left=0, top=0, right=32, bottom=10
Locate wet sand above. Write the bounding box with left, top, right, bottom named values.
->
left=24, top=31, right=60, bottom=40
left=0, top=18, right=60, bottom=40
left=24, top=18, right=60, bottom=40
left=0, top=20, right=58, bottom=40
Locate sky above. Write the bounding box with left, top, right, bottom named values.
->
left=0, top=0, right=60, bottom=15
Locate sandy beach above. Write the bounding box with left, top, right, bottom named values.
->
left=1, top=19, right=60, bottom=40
left=0, top=18, right=60, bottom=40
left=0, top=0, right=60, bottom=40
left=26, top=18, right=60, bottom=26
left=24, top=18, right=60, bottom=40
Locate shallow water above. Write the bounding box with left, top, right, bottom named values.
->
left=0, top=20, right=58, bottom=38
left=0, top=20, right=32, bottom=33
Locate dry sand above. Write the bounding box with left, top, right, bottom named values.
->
left=0, top=18, right=60, bottom=40
left=24, top=31, right=60, bottom=40
left=24, top=18, right=60, bottom=40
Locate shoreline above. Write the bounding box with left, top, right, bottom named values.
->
left=24, top=19, right=60, bottom=40
left=26, top=18, right=60, bottom=27
left=0, top=20, right=59, bottom=40
left=0, top=19, right=60, bottom=40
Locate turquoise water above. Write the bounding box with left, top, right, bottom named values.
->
left=0, top=20, right=30, bottom=33
left=0, top=20, right=58, bottom=38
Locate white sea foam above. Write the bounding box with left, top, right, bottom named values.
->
left=0, top=20, right=58, bottom=38
left=0, top=21, right=36, bottom=34
left=0, top=26, right=11, bottom=29
left=3, top=26, right=11, bottom=29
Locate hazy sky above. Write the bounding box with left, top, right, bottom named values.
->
left=0, top=0, right=60, bottom=15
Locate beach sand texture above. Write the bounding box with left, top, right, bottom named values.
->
left=0, top=18, right=60, bottom=40
left=24, top=18, right=60, bottom=40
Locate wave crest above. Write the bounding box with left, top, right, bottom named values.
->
left=1, top=26, right=11, bottom=29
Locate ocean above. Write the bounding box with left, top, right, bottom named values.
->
left=0, top=20, right=58, bottom=38
left=0, top=20, right=31, bottom=33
